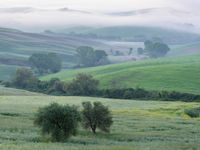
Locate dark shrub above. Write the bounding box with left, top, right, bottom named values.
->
left=65, top=73, right=99, bottom=96
left=1, top=81, right=11, bottom=87
left=185, top=107, right=200, bottom=118
left=13, top=67, right=38, bottom=89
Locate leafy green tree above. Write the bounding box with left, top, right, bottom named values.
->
left=75, top=46, right=96, bottom=67
left=29, top=53, right=62, bottom=75
left=137, top=48, right=144, bottom=55
left=46, top=78, right=65, bottom=95
left=13, top=67, right=38, bottom=88
left=128, top=48, right=133, bottom=55
left=75, top=46, right=108, bottom=67
left=94, top=50, right=107, bottom=65
left=115, top=50, right=124, bottom=56
left=144, top=40, right=170, bottom=58
left=47, top=53, right=62, bottom=73
left=65, top=73, right=99, bottom=96
left=144, top=40, right=153, bottom=48
left=81, top=101, right=113, bottom=134
left=34, top=103, right=80, bottom=141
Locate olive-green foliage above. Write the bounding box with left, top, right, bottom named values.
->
left=75, top=46, right=96, bottom=67
left=13, top=67, right=38, bottom=89
left=82, top=101, right=113, bottom=134
left=0, top=96, right=200, bottom=150
left=137, top=47, right=144, bottom=55
left=34, top=103, right=80, bottom=141
left=144, top=40, right=170, bottom=58
left=185, top=107, right=200, bottom=118
left=75, top=46, right=108, bottom=67
left=29, top=53, right=62, bottom=75
left=64, top=73, right=99, bottom=96
left=128, top=48, right=133, bottom=55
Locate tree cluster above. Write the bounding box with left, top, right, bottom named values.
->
left=29, top=53, right=62, bottom=75
left=75, top=46, right=109, bottom=67
left=137, top=40, right=170, bottom=58
left=34, top=101, right=113, bottom=141
left=3, top=67, right=200, bottom=102
left=144, top=40, right=170, bottom=58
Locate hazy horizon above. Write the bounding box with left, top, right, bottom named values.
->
left=0, top=0, right=200, bottom=32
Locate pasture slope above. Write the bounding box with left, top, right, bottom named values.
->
left=41, top=53, right=200, bottom=95
left=0, top=93, right=199, bottom=150
left=0, top=86, right=44, bottom=96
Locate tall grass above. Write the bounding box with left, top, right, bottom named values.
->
left=0, top=96, right=199, bottom=150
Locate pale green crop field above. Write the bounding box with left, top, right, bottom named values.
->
left=0, top=86, right=44, bottom=96
left=0, top=95, right=199, bottom=150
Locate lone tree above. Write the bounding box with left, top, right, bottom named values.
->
left=94, top=50, right=108, bottom=65
left=137, top=47, right=144, bottom=55
left=81, top=101, right=113, bottom=134
left=128, top=48, right=133, bottom=55
left=29, top=53, right=62, bottom=75
left=34, top=103, right=80, bottom=141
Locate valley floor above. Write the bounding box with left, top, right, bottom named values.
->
left=0, top=96, right=199, bottom=150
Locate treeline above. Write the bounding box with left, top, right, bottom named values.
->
left=2, top=68, right=200, bottom=102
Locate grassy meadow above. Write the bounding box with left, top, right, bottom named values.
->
left=41, top=53, right=200, bottom=94
left=0, top=92, right=200, bottom=150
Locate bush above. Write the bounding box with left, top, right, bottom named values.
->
left=81, top=101, right=113, bottom=134
left=1, top=80, right=11, bottom=87
left=185, top=107, right=200, bottom=118
left=12, top=68, right=38, bottom=89
left=65, top=73, right=99, bottom=96
left=34, top=103, right=81, bottom=141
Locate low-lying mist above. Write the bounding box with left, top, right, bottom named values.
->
left=0, top=7, right=200, bottom=33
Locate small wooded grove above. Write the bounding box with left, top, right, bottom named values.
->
left=2, top=67, right=200, bottom=102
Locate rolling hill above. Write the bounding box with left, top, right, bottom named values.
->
left=0, top=86, right=44, bottom=96
left=60, top=26, right=200, bottom=44
left=0, top=27, right=114, bottom=80
left=0, top=27, right=110, bottom=66
left=168, top=42, right=200, bottom=57
left=41, top=54, right=200, bottom=94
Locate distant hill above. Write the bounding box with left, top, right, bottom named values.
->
left=0, top=27, right=109, bottom=65
left=1, top=26, right=200, bottom=82
left=41, top=54, right=200, bottom=95
left=169, top=42, right=200, bottom=57
left=61, top=26, right=200, bottom=44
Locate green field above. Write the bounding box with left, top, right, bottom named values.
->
left=0, top=86, right=44, bottom=96
left=41, top=54, right=200, bottom=94
left=0, top=94, right=199, bottom=150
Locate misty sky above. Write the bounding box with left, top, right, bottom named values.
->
left=0, top=0, right=199, bottom=12
left=0, top=0, right=200, bottom=32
